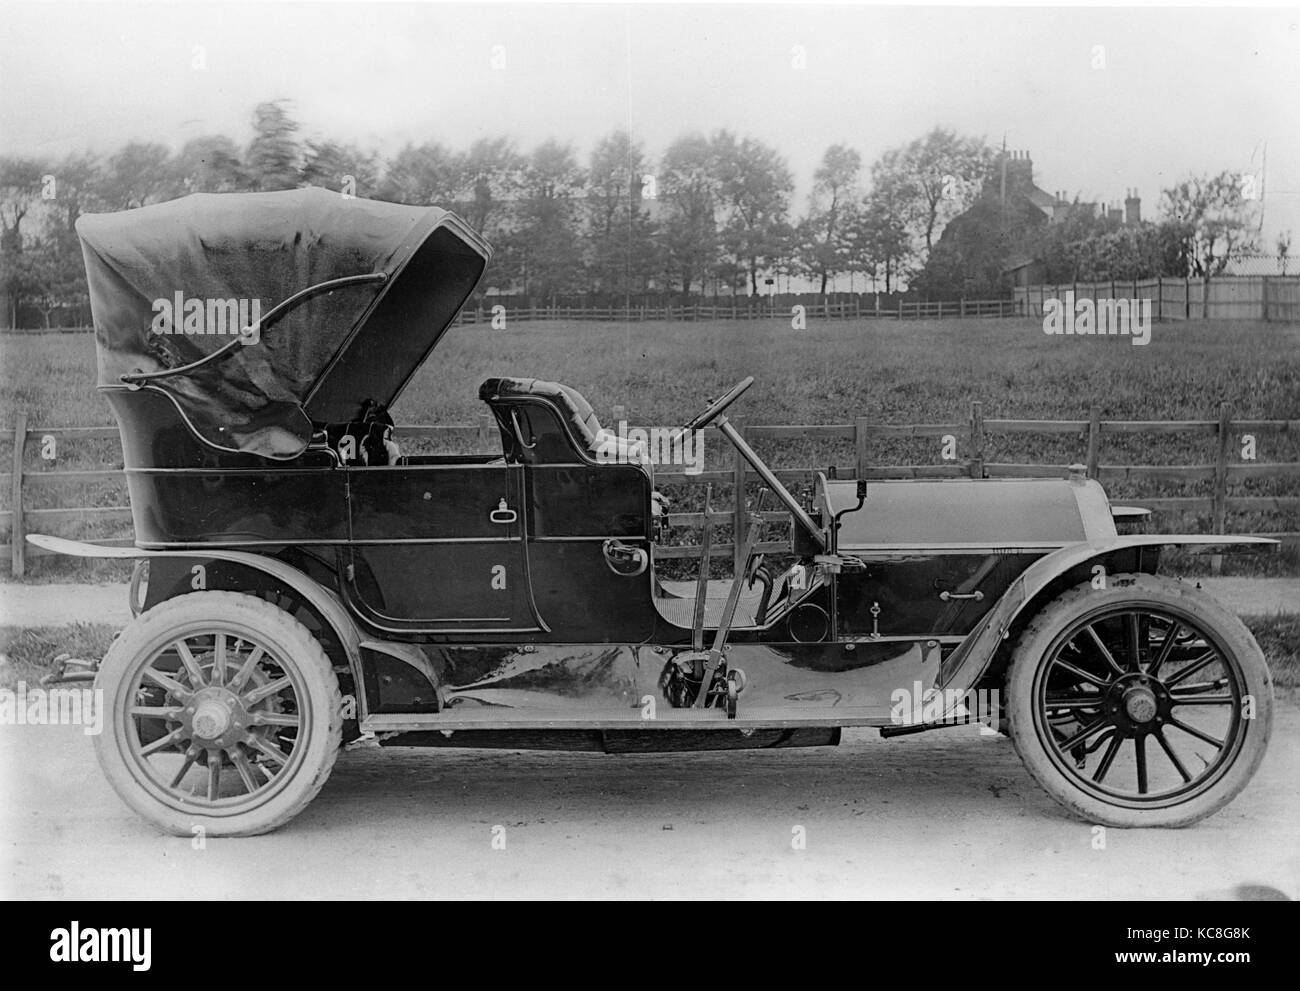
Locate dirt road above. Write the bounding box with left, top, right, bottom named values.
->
left=3, top=576, right=1296, bottom=899
left=3, top=706, right=1296, bottom=900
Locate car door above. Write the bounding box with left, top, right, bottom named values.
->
left=524, top=461, right=658, bottom=642
left=344, top=462, right=546, bottom=633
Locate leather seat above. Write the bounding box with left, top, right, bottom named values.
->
left=479, top=377, right=647, bottom=463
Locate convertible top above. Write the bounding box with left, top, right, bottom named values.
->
left=78, top=187, right=490, bottom=458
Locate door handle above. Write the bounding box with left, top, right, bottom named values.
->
left=602, top=539, right=647, bottom=577
left=939, top=590, right=983, bottom=601
left=490, top=498, right=518, bottom=525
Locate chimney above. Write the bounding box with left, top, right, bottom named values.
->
left=1005, top=149, right=1033, bottom=189
left=1125, top=188, right=1141, bottom=225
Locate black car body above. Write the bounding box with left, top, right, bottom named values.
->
left=34, top=188, right=1278, bottom=835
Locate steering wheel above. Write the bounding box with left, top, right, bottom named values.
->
left=680, top=376, right=754, bottom=433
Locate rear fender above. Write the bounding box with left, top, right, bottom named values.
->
left=26, top=534, right=367, bottom=718
left=936, top=534, right=1277, bottom=704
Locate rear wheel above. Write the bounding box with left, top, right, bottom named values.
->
left=1006, top=574, right=1272, bottom=827
left=94, top=592, right=343, bottom=836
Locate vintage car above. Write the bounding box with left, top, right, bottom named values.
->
left=33, top=188, right=1276, bottom=836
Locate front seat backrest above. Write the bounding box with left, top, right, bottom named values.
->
left=479, top=377, right=649, bottom=468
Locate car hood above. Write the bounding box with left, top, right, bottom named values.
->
left=821, top=476, right=1116, bottom=552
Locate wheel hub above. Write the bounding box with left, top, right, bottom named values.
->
left=192, top=698, right=231, bottom=738
left=182, top=686, right=253, bottom=749
left=1122, top=686, right=1158, bottom=723
left=1105, top=672, right=1171, bottom=734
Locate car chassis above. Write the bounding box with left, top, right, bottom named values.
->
left=34, top=188, right=1277, bottom=835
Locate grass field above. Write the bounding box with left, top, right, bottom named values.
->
left=2, top=315, right=1298, bottom=579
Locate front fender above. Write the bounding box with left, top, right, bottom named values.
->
left=936, top=534, right=1277, bottom=701
left=26, top=534, right=363, bottom=706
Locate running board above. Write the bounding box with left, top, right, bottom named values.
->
left=371, top=726, right=842, bottom=753
left=360, top=708, right=898, bottom=732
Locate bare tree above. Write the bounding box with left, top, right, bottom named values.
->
left=1160, top=170, right=1261, bottom=276
left=659, top=134, right=719, bottom=297
left=379, top=142, right=463, bottom=205
left=300, top=139, right=379, bottom=196
left=0, top=157, right=49, bottom=327
left=172, top=136, right=243, bottom=194
left=713, top=131, right=794, bottom=296
left=508, top=139, right=585, bottom=299
left=585, top=130, right=655, bottom=297
left=245, top=100, right=302, bottom=191
left=459, top=136, right=521, bottom=236
left=100, top=142, right=175, bottom=209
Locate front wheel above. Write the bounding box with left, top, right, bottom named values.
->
left=1006, top=573, right=1272, bottom=827
left=94, top=592, right=343, bottom=836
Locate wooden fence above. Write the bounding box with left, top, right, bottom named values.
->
left=454, top=297, right=1018, bottom=325
left=1014, top=275, right=1300, bottom=322
left=4, top=403, right=1297, bottom=578
left=13, top=278, right=1298, bottom=338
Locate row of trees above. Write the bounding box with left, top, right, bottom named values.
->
left=1, top=99, right=1282, bottom=325
left=1, top=101, right=999, bottom=325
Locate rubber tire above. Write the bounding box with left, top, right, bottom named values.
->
left=1006, top=573, right=1272, bottom=828
left=94, top=591, right=343, bottom=837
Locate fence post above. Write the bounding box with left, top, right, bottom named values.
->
left=969, top=401, right=984, bottom=478
left=731, top=418, right=747, bottom=578
left=1211, top=401, right=1232, bottom=576
left=960, top=298, right=966, bottom=318
left=10, top=412, right=26, bottom=577
left=477, top=412, right=494, bottom=452
left=1156, top=277, right=1163, bottom=321
left=855, top=416, right=870, bottom=480
left=1086, top=405, right=1101, bottom=479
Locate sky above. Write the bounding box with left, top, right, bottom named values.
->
left=2, top=1, right=1299, bottom=246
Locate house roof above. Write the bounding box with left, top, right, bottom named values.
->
left=1026, top=186, right=1059, bottom=211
